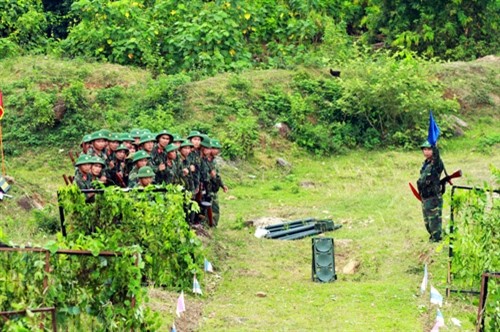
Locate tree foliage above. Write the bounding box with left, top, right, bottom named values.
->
left=450, top=175, right=500, bottom=330
left=1, top=0, right=498, bottom=68
left=0, top=231, right=159, bottom=330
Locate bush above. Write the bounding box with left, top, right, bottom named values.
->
left=58, top=184, right=204, bottom=288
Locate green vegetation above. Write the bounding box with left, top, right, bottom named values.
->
left=1, top=0, right=499, bottom=73
left=0, top=0, right=499, bottom=330
left=0, top=229, right=158, bottom=330
left=58, top=184, right=203, bottom=288
left=4, top=53, right=494, bottom=157
left=450, top=183, right=500, bottom=331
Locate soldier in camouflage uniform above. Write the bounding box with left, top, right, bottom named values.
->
left=139, top=133, right=155, bottom=155
left=90, top=156, right=107, bottom=186
left=74, top=154, right=95, bottom=202
left=74, top=154, right=93, bottom=190
left=80, top=134, right=92, bottom=155
left=87, top=131, right=108, bottom=160
left=417, top=140, right=444, bottom=242
left=108, top=144, right=129, bottom=187
left=128, top=150, right=151, bottom=188
left=210, top=139, right=228, bottom=226
left=199, top=138, right=216, bottom=225
left=86, top=131, right=110, bottom=183
left=156, top=143, right=180, bottom=185
left=150, top=130, right=172, bottom=174
left=105, top=132, right=121, bottom=170
left=120, top=132, right=135, bottom=151
left=179, top=140, right=195, bottom=193
left=130, top=128, right=142, bottom=148
left=171, top=133, right=184, bottom=163
left=187, top=131, right=204, bottom=196
left=136, top=166, right=155, bottom=188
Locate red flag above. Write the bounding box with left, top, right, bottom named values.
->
left=0, top=90, right=4, bottom=120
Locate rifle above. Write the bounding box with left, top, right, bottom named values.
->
left=440, top=169, right=462, bottom=194
left=68, top=150, right=76, bottom=166
left=409, top=169, right=462, bottom=202
left=116, top=172, right=127, bottom=188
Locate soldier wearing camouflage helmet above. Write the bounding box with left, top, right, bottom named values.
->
left=74, top=154, right=93, bottom=191
left=128, top=150, right=151, bottom=188
left=187, top=130, right=205, bottom=195
left=135, top=166, right=155, bottom=188
left=417, top=140, right=444, bottom=242
left=150, top=130, right=172, bottom=174
left=87, top=130, right=108, bottom=161
left=109, top=144, right=129, bottom=187
left=156, top=143, right=181, bottom=185
left=79, top=134, right=92, bottom=155
left=179, top=140, right=195, bottom=193
left=139, top=133, right=156, bottom=154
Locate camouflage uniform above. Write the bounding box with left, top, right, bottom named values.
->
left=417, top=144, right=444, bottom=242
left=108, top=144, right=129, bottom=187
left=210, top=160, right=226, bottom=226
left=74, top=169, right=92, bottom=190
left=179, top=155, right=195, bottom=193
left=188, top=149, right=202, bottom=192
left=128, top=150, right=151, bottom=188
left=156, top=144, right=181, bottom=185
left=150, top=143, right=167, bottom=173
left=128, top=167, right=140, bottom=188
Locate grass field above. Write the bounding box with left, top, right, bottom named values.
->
left=194, top=131, right=498, bottom=331
left=0, top=56, right=499, bottom=331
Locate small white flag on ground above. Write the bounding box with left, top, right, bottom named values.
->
left=176, top=291, right=186, bottom=317
left=420, top=264, right=428, bottom=294
left=430, top=286, right=443, bottom=306
left=204, top=258, right=214, bottom=273
left=192, top=275, right=202, bottom=295
left=430, top=309, right=445, bottom=331
left=171, top=323, right=177, bottom=332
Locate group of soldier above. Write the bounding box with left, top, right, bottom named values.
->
left=72, top=128, right=227, bottom=226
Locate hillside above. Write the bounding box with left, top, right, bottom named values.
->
left=0, top=55, right=499, bottom=330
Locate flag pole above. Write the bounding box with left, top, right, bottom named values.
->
left=0, top=121, right=5, bottom=176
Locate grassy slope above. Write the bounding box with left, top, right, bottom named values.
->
left=0, top=56, right=499, bottom=331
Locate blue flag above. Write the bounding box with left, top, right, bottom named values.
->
left=427, top=111, right=440, bottom=146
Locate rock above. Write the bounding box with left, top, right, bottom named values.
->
left=445, top=114, right=468, bottom=137
left=449, top=115, right=468, bottom=128
left=17, top=196, right=33, bottom=211
left=17, top=194, right=44, bottom=211
left=53, top=99, right=67, bottom=122
left=255, top=291, right=267, bottom=298
left=225, top=195, right=237, bottom=200
left=342, top=260, right=360, bottom=275
left=453, top=126, right=464, bottom=137
left=274, top=122, right=291, bottom=138
left=276, top=158, right=291, bottom=168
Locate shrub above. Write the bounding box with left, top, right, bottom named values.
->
left=58, top=184, right=204, bottom=288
